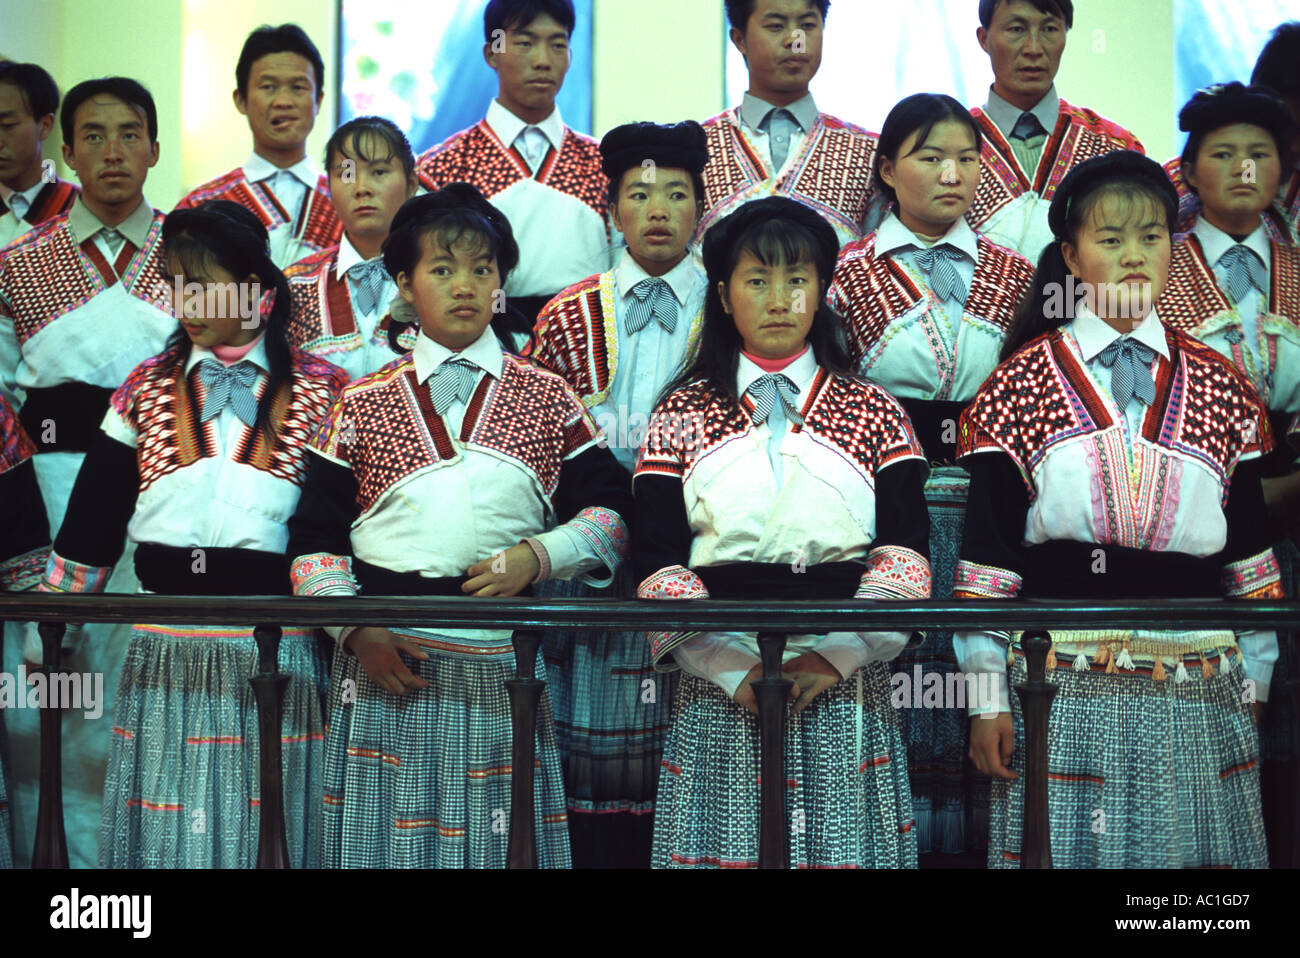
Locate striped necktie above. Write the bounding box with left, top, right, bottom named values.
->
left=347, top=259, right=389, bottom=316
left=427, top=357, right=480, bottom=415
left=745, top=373, right=801, bottom=424
left=626, top=277, right=678, bottom=333
left=912, top=244, right=967, bottom=304
left=1217, top=244, right=1268, bottom=305
left=1096, top=337, right=1157, bottom=411
left=198, top=359, right=259, bottom=427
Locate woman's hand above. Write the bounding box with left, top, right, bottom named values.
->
left=346, top=627, right=430, bottom=696
left=464, top=542, right=540, bottom=597
left=969, top=712, right=1018, bottom=780
left=782, top=651, right=841, bottom=714
left=731, top=662, right=802, bottom=714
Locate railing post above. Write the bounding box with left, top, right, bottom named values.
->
left=754, top=631, right=792, bottom=869
left=32, top=621, right=68, bottom=869
left=1017, top=629, right=1056, bottom=869
left=250, top=624, right=290, bottom=869
left=506, top=629, right=543, bottom=869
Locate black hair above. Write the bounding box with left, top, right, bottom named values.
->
left=235, top=24, right=324, bottom=99
left=873, top=93, right=982, bottom=207
left=658, top=196, right=857, bottom=406
left=1251, top=21, right=1300, bottom=99
left=162, top=200, right=294, bottom=442
left=324, top=115, right=416, bottom=180
left=978, top=0, right=1073, bottom=30
left=484, top=0, right=576, bottom=41
left=381, top=184, right=529, bottom=354
left=60, top=76, right=157, bottom=145
left=1177, top=82, right=1292, bottom=187
left=0, top=61, right=60, bottom=121
left=725, top=0, right=830, bottom=31
left=999, top=151, right=1177, bottom=361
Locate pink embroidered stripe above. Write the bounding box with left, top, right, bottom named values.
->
left=857, top=546, right=931, bottom=600
left=289, top=551, right=357, bottom=597
left=42, top=550, right=112, bottom=594
left=952, top=560, right=1023, bottom=600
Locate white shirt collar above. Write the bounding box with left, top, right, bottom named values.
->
left=183, top=333, right=271, bottom=375
left=335, top=232, right=384, bottom=279
left=244, top=152, right=319, bottom=191
left=615, top=247, right=704, bottom=307
left=984, top=85, right=1060, bottom=139
left=1192, top=215, right=1271, bottom=270
left=485, top=99, right=566, bottom=154
left=1071, top=302, right=1170, bottom=363
left=875, top=211, right=980, bottom=263
left=736, top=343, right=819, bottom=399
left=412, top=324, right=504, bottom=385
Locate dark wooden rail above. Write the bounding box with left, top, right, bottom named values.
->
left=1, top=594, right=1295, bottom=870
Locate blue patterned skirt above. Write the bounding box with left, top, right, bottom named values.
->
left=0, top=710, right=11, bottom=869
left=894, top=466, right=988, bottom=854
left=652, top=664, right=917, bottom=869
left=99, top=623, right=329, bottom=868
left=989, top=639, right=1267, bottom=868
left=539, top=567, right=674, bottom=867
left=320, top=631, right=570, bottom=868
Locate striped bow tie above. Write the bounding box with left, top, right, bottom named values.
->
left=745, top=372, right=801, bottom=424
left=1217, top=244, right=1267, bottom=306
left=912, top=244, right=967, bottom=304
left=626, top=277, right=678, bottom=333
left=427, top=357, right=480, bottom=415
left=347, top=259, right=389, bottom=316
left=197, top=359, right=259, bottom=427
left=1096, top=337, right=1157, bottom=411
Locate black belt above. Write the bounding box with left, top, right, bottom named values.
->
left=1020, top=541, right=1219, bottom=599
left=696, top=561, right=864, bottom=600
left=20, top=383, right=115, bottom=453
left=135, top=543, right=291, bottom=595
left=353, top=557, right=533, bottom=597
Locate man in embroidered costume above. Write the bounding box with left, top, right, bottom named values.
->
left=415, top=0, right=610, bottom=330
left=1165, top=23, right=1300, bottom=242
left=0, top=76, right=175, bottom=867
left=524, top=120, right=709, bottom=867
left=0, top=62, right=78, bottom=253
left=699, top=0, right=880, bottom=250
left=175, top=24, right=342, bottom=267
left=966, top=0, right=1144, bottom=261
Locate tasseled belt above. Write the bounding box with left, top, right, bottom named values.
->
left=1007, top=631, right=1239, bottom=684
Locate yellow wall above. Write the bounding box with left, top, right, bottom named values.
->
left=0, top=0, right=1191, bottom=207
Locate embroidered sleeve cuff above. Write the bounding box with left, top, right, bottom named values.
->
left=638, top=565, right=710, bottom=669
left=856, top=545, right=931, bottom=599
left=953, top=559, right=1023, bottom=600
left=1, top=546, right=48, bottom=592
left=1221, top=549, right=1284, bottom=599
left=289, top=552, right=359, bottom=598
left=41, top=550, right=113, bottom=594
left=1238, top=629, right=1278, bottom=704
left=531, top=506, right=628, bottom=587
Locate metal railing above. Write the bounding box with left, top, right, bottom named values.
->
left=3, top=594, right=1298, bottom=870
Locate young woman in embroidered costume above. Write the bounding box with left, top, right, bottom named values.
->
left=36, top=200, right=348, bottom=867
left=285, top=116, right=419, bottom=380
left=287, top=184, right=632, bottom=868
left=828, top=93, right=1034, bottom=857
left=524, top=120, right=709, bottom=867
left=955, top=151, right=1279, bottom=867
left=0, top=396, right=50, bottom=869
left=634, top=196, right=931, bottom=868
left=1159, top=82, right=1300, bottom=867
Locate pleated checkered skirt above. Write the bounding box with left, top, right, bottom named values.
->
left=540, top=567, right=675, bottom=866
left=0, top=714, right=12, bottom=869
left=895, top=466, right=988, bottom=855
left=99, top=624, right=329, bottom=868
left=320, top=631, right=571, bottom=868
left=652, top=664, right=918, bottom=869
left=989, top=640, right=1267, bottom=869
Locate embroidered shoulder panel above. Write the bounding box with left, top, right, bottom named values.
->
left=524, top=273, right=608, bottom=400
